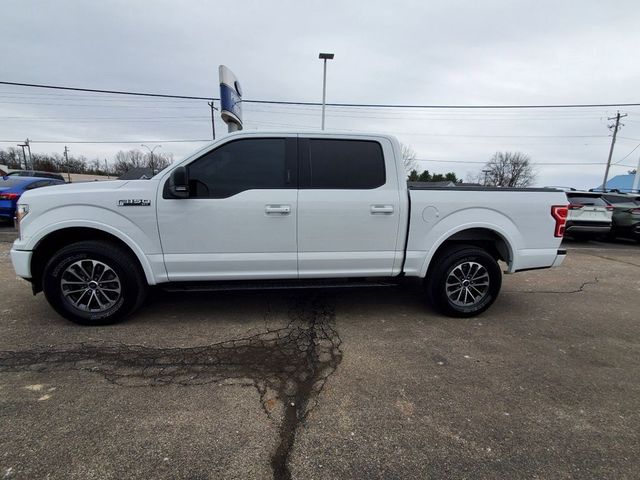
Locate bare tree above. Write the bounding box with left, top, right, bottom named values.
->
left=478, top=151, right=536, bottom=187
left=401, top=144, right=418, bottom=174
left=113, top=149, right=174, bottom=175
left=150, top=152, right=173, bottom=171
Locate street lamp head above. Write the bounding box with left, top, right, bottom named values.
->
left=319, top=53, right=334, bottom=60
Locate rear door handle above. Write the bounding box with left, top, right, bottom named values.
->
left=370, top=205, right=394, bottom=214
left=265, top=204, right=291, bottom=215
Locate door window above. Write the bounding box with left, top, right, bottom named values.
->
left=301, top=139, right=385, bottom=189
left=188, top=138, right=288, bottom=198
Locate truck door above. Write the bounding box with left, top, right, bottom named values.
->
left=297, top=136, right=402, bottom=278
left=156, top=136, right=298, bottom=281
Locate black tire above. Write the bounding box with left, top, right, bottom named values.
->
left=42, top=240, right=147, bottom=325
left=425, top=245, right=502, bottom=317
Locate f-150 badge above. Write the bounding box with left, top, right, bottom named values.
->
left=118, top=199, right=151, bottom=207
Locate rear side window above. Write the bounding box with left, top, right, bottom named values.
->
left=188, top=138, right=287, bottom=198
left=566, top=195, right=607, bottom=206
left=305, top=139, right=385, bottom=189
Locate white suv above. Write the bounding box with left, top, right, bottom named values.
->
left=564, top=191, right=613, bottom=239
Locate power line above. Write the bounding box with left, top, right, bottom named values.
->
left=613, top=142, right=640, bottom=165
left=0, top=81, right=216, bottom=101
left=3, top=80, right=640, bottom=109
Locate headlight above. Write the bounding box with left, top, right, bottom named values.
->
left=14, top=204, right=29, bottom=238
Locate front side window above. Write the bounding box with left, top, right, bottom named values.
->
left=305, top=139, right=385, bottom=189
left=188, top=138, right=287, bottom=198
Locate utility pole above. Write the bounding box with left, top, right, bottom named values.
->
left=25, top=138, right=32, bottom=169
left=207, top=101, right=216, bottom=140
left=104, top=159, right=109, bottom=179
left=601, top=111, right=627, bottom=192
left=17, top=143, right=27, bottom=169
left=63, top=146, right=71, bottom=182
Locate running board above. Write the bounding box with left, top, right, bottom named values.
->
left=161, top=278, right=399, bottom=293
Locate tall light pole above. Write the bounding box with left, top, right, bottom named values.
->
left=482, top=169, right=491, bottom=186
left=318, top=53, right=334, bottom=130
left=633, top=152, right=640, bottom=193
left=141, top=144, right=161, bottom=175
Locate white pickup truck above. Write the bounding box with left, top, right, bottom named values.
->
left=10, top=132, right=568, bottom=325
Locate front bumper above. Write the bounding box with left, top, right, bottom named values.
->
left=10, top=248, right=32, bottom=279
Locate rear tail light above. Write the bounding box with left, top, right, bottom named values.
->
left=605, top=205, right=614, bottom=211
left=551, top=205, right=568, bottom=237
left=628, top=208, right=640, bottom=215
left=0, top=193, right=20, bottom=200
left=568, top=203, right=583, bottom=210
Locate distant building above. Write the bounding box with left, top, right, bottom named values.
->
left=118, top=167, right=154, bottom=180
left=593, top=173, right=639, bottom=192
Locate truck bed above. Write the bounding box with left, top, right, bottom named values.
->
left=403, top=186, right=567, bottom=275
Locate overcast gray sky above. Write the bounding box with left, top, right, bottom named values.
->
left=2, top=0, right=640, bottom=187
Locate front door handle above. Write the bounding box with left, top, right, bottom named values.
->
left=370, top=205, right=394, bottom=214
left=265, top=204, right=291, bottom=215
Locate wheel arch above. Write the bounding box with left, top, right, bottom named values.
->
left=30, top=226, right=155, bottom=292
left=420, top=226, right=515, bottom=278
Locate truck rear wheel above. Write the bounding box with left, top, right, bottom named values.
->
left=425, top=245, right=502, bottom=317
left=42, top=240, right=147, bottom=325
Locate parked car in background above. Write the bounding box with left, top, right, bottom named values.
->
left=0, top=176, right=65, bottom=221
left=564, top=191, right=612, bottom=239
left=600, top=192, right=640, bottom=242
left=5, top=170, right=66, bottom=182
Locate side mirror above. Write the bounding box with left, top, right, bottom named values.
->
left=168, top=166, right=189, bottom=199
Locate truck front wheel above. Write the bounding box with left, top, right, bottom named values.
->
left=42, top=240, right=147, bottom=325
left=425, top=245, right=502, bottom=317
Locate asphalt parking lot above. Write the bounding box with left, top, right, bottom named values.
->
left=1, top=225, right=639, bottom=480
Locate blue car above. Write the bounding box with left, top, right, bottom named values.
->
left=0, top=176, right=65, bottom=221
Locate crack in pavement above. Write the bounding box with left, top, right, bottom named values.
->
left=504, top=277, right=599, bottom=294
left=0, top=292, right=342, bottom=480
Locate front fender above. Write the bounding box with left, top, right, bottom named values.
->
left=17, top=205, right=164, bottom=285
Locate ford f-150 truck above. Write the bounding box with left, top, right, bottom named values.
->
left=10, top=132, right=568, bottom=325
